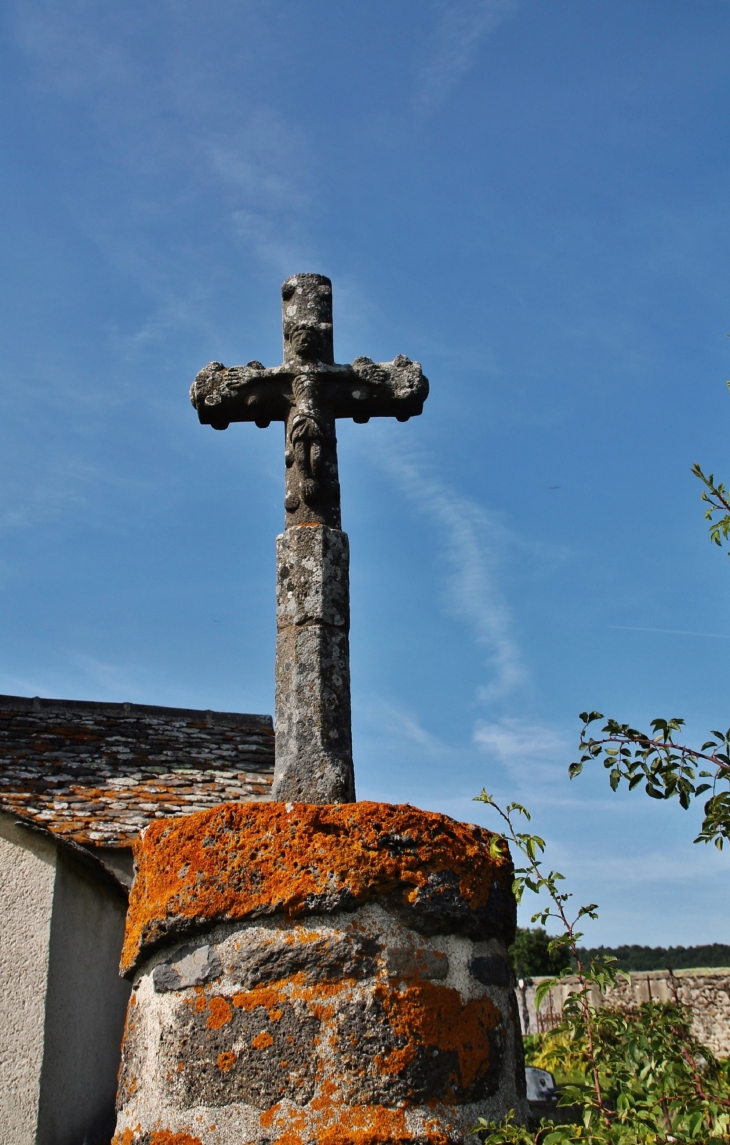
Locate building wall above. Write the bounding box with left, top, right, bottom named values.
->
left=0, top=812, right=57, bottom=1145
left=520, top=969, right=730, bottom=1058
left=0, top=810, right=131, bottom=1145
left=37, top=846, right=131, bottom=1145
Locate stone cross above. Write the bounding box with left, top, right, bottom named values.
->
left=190, top=274, right=428, bottom=803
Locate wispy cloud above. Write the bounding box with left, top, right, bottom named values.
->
left=415, top=0, right=521, bottom=114
left=609, top=625, right=730, bottom=640
left=10, top=0, right=319, bottom=321
left=372, top=444, right=526, bottom=702
left=566, top=844, right=727, bottom=887
left=69, top=653, right=148, bottom=700
left=474, top=716, right=571, bottom=784
left=360, top=696, right=448, bottom=754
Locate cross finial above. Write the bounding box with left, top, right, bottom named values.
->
left=281, top=274, right=334, bottom=366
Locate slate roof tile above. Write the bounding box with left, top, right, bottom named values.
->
left=0, top=695, right=274, bottom=847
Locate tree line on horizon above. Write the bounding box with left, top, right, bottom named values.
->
left=510, top=926, right=730, bottom=977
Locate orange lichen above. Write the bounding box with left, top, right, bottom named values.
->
left=206, top=996, right=232, bottom=1029
left=261, top=1099, right=452, bottom=1145
left=259, top=1104, right=281, bottom=1129
left=112, top=1130, right=137, bottom=1145
left=252, top=1030, right=275, bottom=1049
left=148, top=1134, right=204, bottom=1145
left=232, top=985, right=283, bottom=1011
left=121, top=801, right=512, bottom=973
left=217, top=1051, right=237, bottom=1071
left=378, top=1043, right=418, bottom=1074
left=113, top=1134, right=203, bottom=1145
left=373, top=981, right=500, bottom=1093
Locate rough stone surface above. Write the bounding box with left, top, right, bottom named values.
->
left=120, top=802, right=516, bottom=976
left=114, top=802, right=525, bottom=1141
left=386, top=946, right=450, bottom=980
left=469, top=955, right=513, bottom=988
left=274, top=526, right=353, bottom=801
left=276, top=525, right=349, bottom=630
left=153, top=945, right=223, bottom=993
left=228, top=930, right=381, bottom=989
left=0, top=695, right=274, bottom=847
left=189, top=274, right=429, bottom=804
left=273, top=626, right=352, bottom=803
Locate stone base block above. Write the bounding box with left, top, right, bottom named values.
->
left=114, top=802, right=527, bottom=1145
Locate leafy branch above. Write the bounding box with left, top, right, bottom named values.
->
left=476, top=791, right=620, bottom=1129
left=692, top=460, right=730, bottom=554
left=571, top=713, right=730, bottom=850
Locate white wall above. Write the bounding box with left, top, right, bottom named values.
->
left=0, top=812, right=57, bottom=1145
left=0, top=811, right=131, bottom=1145
left=38, top=846, right=131, bottom=1145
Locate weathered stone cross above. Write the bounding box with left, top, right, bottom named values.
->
left=190, top=274, right=428, bottom=803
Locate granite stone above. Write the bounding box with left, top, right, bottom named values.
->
left=190, top=275, right=428, bottom=803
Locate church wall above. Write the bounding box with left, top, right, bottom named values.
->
left=37, top=845, right=131, bottom=1145
left=0, top=811, right=57, bottom=1145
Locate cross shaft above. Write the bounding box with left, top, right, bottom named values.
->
left=190, top=275, right=428, bottom=802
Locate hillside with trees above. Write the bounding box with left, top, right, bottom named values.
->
left=509, top=927, right=730, bottom=976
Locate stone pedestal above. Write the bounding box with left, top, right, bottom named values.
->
left=114, top=802, right=527, bottom=1144
left=273, top=525, right=354, bottom=804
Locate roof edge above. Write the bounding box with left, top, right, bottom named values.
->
left=0, top=693, right=273, bottom=729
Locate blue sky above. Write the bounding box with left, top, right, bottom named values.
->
left=2, top=0, right=730, bottom=946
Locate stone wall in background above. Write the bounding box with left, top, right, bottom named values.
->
left=517, top=969, right=730, bottom=1058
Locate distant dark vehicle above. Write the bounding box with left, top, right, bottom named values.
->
left=525, top=1066, right=558, bottom=1121
left=525, top=1067, right=582, bottom=1128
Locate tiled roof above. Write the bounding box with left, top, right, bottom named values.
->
left=0, top=695, right=274, bottom=847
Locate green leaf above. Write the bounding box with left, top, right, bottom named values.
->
left=580, top=711, right=604, bottom=724
left=535, top=978, right=557, bottom=1009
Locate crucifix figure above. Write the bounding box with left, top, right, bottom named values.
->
left=190, top=274, right=428, bottom=803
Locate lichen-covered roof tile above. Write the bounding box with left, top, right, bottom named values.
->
left=0, top=695, right=274, bottom=847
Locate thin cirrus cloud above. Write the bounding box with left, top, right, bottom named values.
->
left=565, top=845, right=727, bottom=887
left=11, top=0, right=319, bottom=291
left=474, top=716, right=572, bottom=785
left=370, top=440, right=527, bottom=703
left=359, top=697, right=448, bottom=755
left=414, top=0, right=521, bottom=115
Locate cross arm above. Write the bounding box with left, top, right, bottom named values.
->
left=189, top=362, right=291, bottom=430
left=328, top=355, right=429, bottom=423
